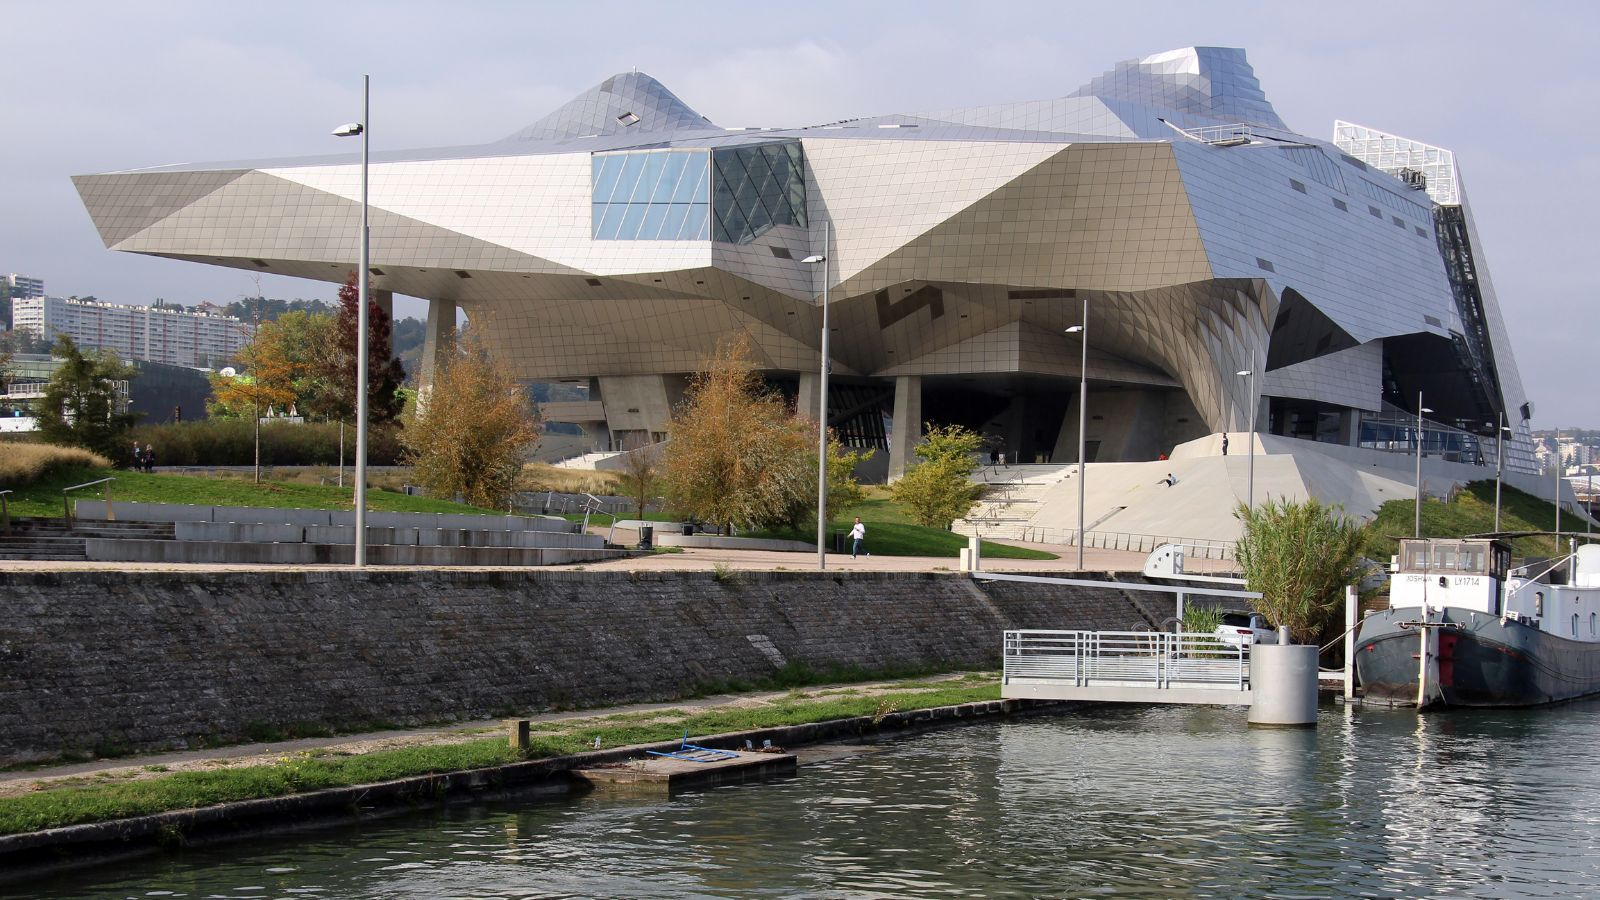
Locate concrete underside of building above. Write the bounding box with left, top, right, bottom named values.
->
left=74, top=46, right=1536, bottom=490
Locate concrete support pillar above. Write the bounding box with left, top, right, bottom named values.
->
left=889, top=375, right=922, bottom=481
left=416, top=297, right=457, bottom=411
left=599, top=375, right=674, bottom=450
left=798, top=371, right=821, bottom=423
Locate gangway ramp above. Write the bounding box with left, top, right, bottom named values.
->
left=978, top=570, right=1262, bottom=706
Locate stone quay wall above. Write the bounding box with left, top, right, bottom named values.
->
left=0, top=569, right=1157, bottom=763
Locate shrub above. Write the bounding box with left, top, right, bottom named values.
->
left=0, top=443, right=113, bottom=487
left=130, top=420, right=404, bottom=467
left=891, top=424, right=984, bottom=528
left=1234, top=497, right=1367, bottom=644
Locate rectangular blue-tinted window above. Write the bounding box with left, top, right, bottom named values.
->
left=711, top=140, right=807, bottom=244
left=592, top=149, right=711, bottom=240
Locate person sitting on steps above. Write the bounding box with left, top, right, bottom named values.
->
left=1159, top=473, right=1176, bottom=487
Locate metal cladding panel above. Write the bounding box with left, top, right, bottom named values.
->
left=1172, top=139, right=1456, bottom=346
left=1261, top=341, right=1384, bottom=412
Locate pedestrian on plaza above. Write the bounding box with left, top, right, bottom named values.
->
left=143, top=444, right=156, bottom=473
left=1221, top=433, right=1229, bottom=456
left=998, top=451, right=1006, bottom=467
left=849, top=517, right=867, bottom=559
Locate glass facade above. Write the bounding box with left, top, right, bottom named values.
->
left=591, top=149, right=711, bottom=240
left=590, top=141, right=806, bottom=243
left=711, top=142, right=806, bottom=244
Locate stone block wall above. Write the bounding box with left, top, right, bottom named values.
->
left=0, top=570, right=1154, bottom=763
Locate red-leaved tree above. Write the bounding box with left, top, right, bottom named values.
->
left=311, top=271, right=406, bottom=424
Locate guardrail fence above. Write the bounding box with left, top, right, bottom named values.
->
left=1003, top=629, right=1249, bottom=693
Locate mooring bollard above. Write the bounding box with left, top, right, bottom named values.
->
left=1248, top=631, right=1319, bottom=728
left=506, top=719, right=530, bottom=749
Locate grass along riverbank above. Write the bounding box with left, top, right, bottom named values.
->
left=0, top=465, right=504, bottom=519
left=0, top=671, right=1000, bottom=836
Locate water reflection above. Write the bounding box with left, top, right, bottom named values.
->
left=16, top=700, right=1600, bottom=898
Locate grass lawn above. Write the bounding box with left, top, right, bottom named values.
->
left=0, top=671, right=1000, bottom=835
left=552, top=489, right=1057, bottom=560
left=1, top=465, right=505, bottom=519
left=745, top=493, right=1057, bottom=560
left=1365, top=480, right=1575, bottom=561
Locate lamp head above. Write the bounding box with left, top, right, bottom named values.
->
left=800, top=254, right=825, bottom=264
left=332, top=123, right=365, bottom=137
left=1235, top=369, right=1252, bottom=377
left=1065, top=325, right=1085, bottom=334
left=1421, top=407, right=1434, bottom=414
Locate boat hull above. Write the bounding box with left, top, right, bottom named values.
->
left=1355, top=606, right=1600, bottom=708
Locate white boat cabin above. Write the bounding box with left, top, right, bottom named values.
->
left=1391, top=540, right=1600, bottom=642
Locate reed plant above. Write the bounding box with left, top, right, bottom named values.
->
left=1234, top=497, right=1367, bottom=644
left=0, top=443, right=112, bottom=488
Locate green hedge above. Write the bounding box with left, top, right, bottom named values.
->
left=129, top=419, right=404, bottom=467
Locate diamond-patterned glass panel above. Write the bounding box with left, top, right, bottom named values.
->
left=711, top=140, right=807, bottom=244
left=591, top=149, right=710, bottom=240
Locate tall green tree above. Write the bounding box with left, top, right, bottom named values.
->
left=36, top=336, right=139, bottom=463
left=890, top=423, right=984, bottom=528
left=1234, top=497, right=1367, bottom=644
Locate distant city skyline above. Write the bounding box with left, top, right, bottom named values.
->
left=2, top=0, right=1594, bottom=427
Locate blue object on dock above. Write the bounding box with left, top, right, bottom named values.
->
left=646, top=731, right=740, bottom=763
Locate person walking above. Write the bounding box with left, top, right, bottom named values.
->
left=1221, top=433, right=1229, bottom=456
left=849, top=517, right=867, bottom=559
left=143, top=443, right=157, bottom=473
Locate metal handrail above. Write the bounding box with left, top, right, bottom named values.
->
left=1003, top=629, right=1248, bottom=692
left=0, top=489, right=11, bottom=537
left=62, top=476, right=116, bottom=526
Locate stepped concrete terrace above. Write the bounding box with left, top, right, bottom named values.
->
left=4, top=501, right=632, bottom=567
left=959, top=432, right=1589, bottom=552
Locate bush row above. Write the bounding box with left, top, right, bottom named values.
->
left=129, top=420, right=405, bottom=467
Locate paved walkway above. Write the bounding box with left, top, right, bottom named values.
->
left=0, top=543, right=1239, bottom=575
left=0, top=672, right=988, bottom=798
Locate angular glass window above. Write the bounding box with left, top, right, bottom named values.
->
left=711, top=140, right=807, bottom=244
left=592, top=149, right=711, bottom=240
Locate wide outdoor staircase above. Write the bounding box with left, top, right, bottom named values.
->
left=0, top=519, right=177, bottom=561
left=952, top=463, right=1077, bottom=542
left=550, top=450, right=625, bottom=470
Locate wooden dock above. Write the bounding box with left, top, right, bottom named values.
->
left=571, top=750, right=797, bottom=795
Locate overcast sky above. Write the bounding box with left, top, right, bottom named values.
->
left=2, top=0, right=1593, bottom=427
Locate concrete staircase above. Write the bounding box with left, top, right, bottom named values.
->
left=953, top=463, right=1077, bottom=541
left=550, top=451, right=625, bottom=470
left=0, top=519, right=176, bottom=561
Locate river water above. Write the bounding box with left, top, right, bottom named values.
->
left=18, top=700, right=1600, bottom=898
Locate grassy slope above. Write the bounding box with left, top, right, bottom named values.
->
left=1365, top=480, right=1576, bottom=561
left=1, top=466, right=504, bottom=518
left=0, top=673, right=999, bottom=835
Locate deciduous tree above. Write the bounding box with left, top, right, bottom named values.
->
left=310, top=271, right=406, bottom=424
left=890, top=423, right=984, bottom=528
left=400, top=336, right=540, bottom=509
left=36, top=336, right=139, bottom=463
left=662, top=335, right=813, bottom=531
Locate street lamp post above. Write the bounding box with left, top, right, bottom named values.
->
left=1066, top=299, right=1088, bottom=572
left=1494, top=412, right=1508, bottom=533
left=1235, top=364, right=1258, bottom=513
left=1415, top=392, right=1433, bottom=538
left=334, top=76, right=370, bottom=568
left=802, top=221, right=831, bottom=571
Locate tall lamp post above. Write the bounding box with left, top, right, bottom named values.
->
left=334, top=75, right=370, bottom=568
left=1066, top=298, right=1088, bottom=571
left=1235, top=364, right=1258, bottom=513
left=1494, top=412, right=1508, bottom=533
left=1414, top=392, right=1433, bottom=538
left=802, top=221, right=831, bottom=571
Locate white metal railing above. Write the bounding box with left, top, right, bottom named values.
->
left=999, top=524, right=1236, bottom=560
left=1002, top=629, right=1249, bottom=692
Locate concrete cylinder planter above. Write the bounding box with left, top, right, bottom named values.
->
left=1248, top=642, right=1319, bottom=727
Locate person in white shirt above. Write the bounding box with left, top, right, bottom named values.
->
left=849, top=517, right=867, bottom=558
